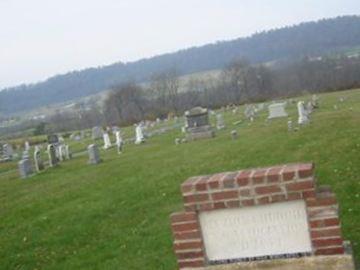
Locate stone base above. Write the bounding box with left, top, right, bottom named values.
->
left=186, top=126, right=215, bottom=141
left=186, top=130, right=215, bottom=141
left=185, top=255, right=355, bottom=270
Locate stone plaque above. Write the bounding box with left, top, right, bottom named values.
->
left=199, top=200, right=312, bottom=263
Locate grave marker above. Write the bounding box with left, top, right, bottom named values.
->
left=268, top=103, right=288, bottom=119
left=88, top=144, right=101, bottom=164
left=34, top=149, right=44, bottom=172
left=184, top=107, right=215, bottom=141
left=18, top=159, right=33, bottom=179
left=170, top=163, right=353, bottom=269
left=47, top=144, right=58, bottom=167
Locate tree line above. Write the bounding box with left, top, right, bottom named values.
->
left=101, top=55, right=360, bottom=126
left=1, top=15, right=360, bottom=114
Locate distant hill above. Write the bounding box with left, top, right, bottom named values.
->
left=1, top=15, right=360, bottom=115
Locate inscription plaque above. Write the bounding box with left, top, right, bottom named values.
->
left=199, top=200, right=312, bottom=262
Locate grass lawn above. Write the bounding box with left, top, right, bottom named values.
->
left=0, top=89, right=359, bottom=269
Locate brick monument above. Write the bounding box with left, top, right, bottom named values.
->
left=170, top=163, right=354, bottom=269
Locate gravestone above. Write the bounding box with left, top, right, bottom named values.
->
left=88, top=144, right=101, bottom=164
left=24, top=141, right=30, bottom=151
left=135, top=123, right=145, bottom=144
left=92, top=126, right=103, bottom=140
left=47, top=134, right=59, bottom=144
left=18, top=158, right=33, bottom=179
left=65, top=145, right=72, bottom=159
left=103, top=132, right=112, bottom=149
left=244, top=105, right=256, bottom=121
left=216, top=114, right=225, bottom=130
left=268, top=103, right=288, bottom=119
left=170, top=163, right=354, bottom=270
left=297, top=101, right=309, bottom=125
left=231, top=130, right=238, bottom=140
left=34, top=149, right=44, bottom=172
left=185, top=107, right=215, bottom=141
left=311, top=95, right=319, bottom=108
left=115, top=131, right=123, bottom=154
left=58, top=144, right=67, bottom=161
left=288, top=120, right=293, bottom=131
left=22, top=150, right=29, bottom=160
left=3, top=144, right=13, bottom=160
left=47, top=144, right=58, bottom=167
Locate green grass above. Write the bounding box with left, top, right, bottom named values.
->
left=1, top=89, right=360, bottom=269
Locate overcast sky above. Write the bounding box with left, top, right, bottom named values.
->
left=0, top=0, right=359, bottom=89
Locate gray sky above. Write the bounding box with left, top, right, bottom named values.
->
left=0, top=0, right=359, bottom=89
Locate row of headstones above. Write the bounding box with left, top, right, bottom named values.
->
left=18, top=144, right=71, bottom=179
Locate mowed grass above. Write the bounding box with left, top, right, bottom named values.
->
left=0, top=89, right=360, bottom=269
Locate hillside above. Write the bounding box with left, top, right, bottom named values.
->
left=1, top=16, right=360, bottom=115
left=0, top=88, right=359, bottom=269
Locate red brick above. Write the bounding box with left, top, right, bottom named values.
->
left=283, top=165, right=296, bottom=181
left=252, top=169, right=267, bottom=184
left=223, top=172, right=238, bottom=188
left=286, top=180, right=314, bottom=192
left=312, top=237, right=343, bottom=248
left=308, top=207, right=338, bottom=219
left=184, top=204, right=196, bottom=211
left=255, top=185, right=282, bottom=195
left=174, top=231, right=201, bottom=240
left=315, top=246, right=345, bottom=255
left=236, top=170, right=251, bottom=186
left=267, top=166, right=283, bottom=183
left=298, top=163, right=314, bottom=178
left=195, top=176, right=209, bottom=191
left=241, top=199, right=255, bottom=206
left=239, top=189, right=251, bottom=197
left=178, top=259, right=205, bottom=268
left=171, top=212, right=196, bottom=224
left=172, top=222, right=199, bottom=233
left=199, top=202, right=213, bottom=211
left=307, top=197, right=337, bottom=207
left=310, top=218, right=340, bottom=228
left=287, top=192, right=302, bottom=201
left=303, top=190, right=316, bottom=199
left=176, top=250, right=204, bottom=259
left=207, top=173, right=223, bottom=189
left=258, top=196, right=270, bottom=204
left=181, top=176, right=198, bottom=193
left=214, top=201, right=226, bottom=209
left=271, top=194, right=286, bottom=202
left=211, top=190, right=238, bottom=201
left=174, top=240, right=203, bottom=250
left=226, top=200, right=240, bottom=208
left=311, top=228, right=341, bottom=239
left=184, top=193, right=209, bottom=204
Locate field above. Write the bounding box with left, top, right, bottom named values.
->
left=0, top=89, right=360, bottom=269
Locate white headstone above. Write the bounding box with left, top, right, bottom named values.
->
left=298, top=101, right=309, bottom=125
left=216, top=114, right=226, bottom=130
left=34, top=149, right=44, bottom=172
left=103, top=133, right=112, bottom=149
left=199, top=200, right=312, bottom=262
left=115, top=131, right=123, bottom=154
left=3, top=144, right=13, bottom=160
left=65, top=145, right=71, bottom=159
left=135, top=124, right=145, bottom=144
left=268, top=103, right=288, bottom=119
left=58, top=145, right=67, bottom=161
